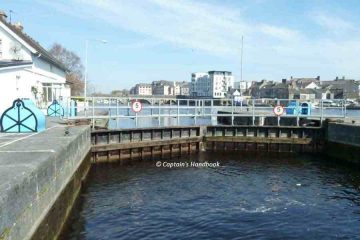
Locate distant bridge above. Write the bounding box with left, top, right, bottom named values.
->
left=128, top=95, right=189, bottom=99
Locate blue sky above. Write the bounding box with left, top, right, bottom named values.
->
left=2, top=0, right=360, bottom=92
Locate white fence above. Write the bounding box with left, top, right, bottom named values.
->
left=63, top=97, right=348, bottom=128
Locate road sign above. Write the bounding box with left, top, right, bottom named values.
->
left=131, top=100, right=142, bottom=113
left=273, top=105, right=285, bottom=116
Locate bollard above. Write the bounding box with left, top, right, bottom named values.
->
left=47, top=100, right=65, bottom=117
left=69, top=99, right=78, bottom=117
left=0, top=99, right=46, bottom=132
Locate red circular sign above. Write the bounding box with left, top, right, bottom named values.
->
left=273, top=105, right=284, bottom=116
left=131, top=100, right=142, bottom=113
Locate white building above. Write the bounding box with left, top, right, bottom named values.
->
left=191, top=71, right=234, bottom=98
left=132, top=83, right=152, bottom=95
left=191, top=72, right=208, bottom=97
left=179, top=82, right=190, bottom=96
left=234, top=81, right=252, bottom=94
left=0, top=12, right=70, bottom=114
left=152, top=80, right=176, bottom=96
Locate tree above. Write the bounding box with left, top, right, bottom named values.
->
left=111, top=89, right=130, bottom=97
left=49, top=43, right=84, bottom=96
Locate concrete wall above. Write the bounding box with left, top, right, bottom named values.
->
left=325, top=122, right=360, bottom=163
left=0, top=125, right=91, bottom=240
left=327, top=123, right=360, bottom=147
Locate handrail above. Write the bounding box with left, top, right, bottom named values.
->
left=63, top=97, right=348, bottom=128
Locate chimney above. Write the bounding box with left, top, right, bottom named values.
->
left=14, top=22, right=23, bottom=31
left=282, top=78, right=287, bottom=84
left=335, top=76, right=339, bottom=80
left=0, top=10, right=7, bottom=20
left=316, top=76, right=320, bottom=81
left=342, top=76, right=345, bottom=80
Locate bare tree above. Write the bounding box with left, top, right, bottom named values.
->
left=111, top=89, right=130, bottom=97
left=49, top=43, right=84, bottom=96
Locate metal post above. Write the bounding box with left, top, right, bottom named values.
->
left=177, top=100, right=180, bottom=125
left=211, top=99, right=213, bottom=110
left=277, top=99, right=280, bottom=127
left=84, top=40, right=88, bottom=105
left=344, top=99, right=347, bottom=117
left=202, top=99, right=205, bottom=116
left=169, top=98, right=171, bottom=117
left=92, top=97, right=95, bottom=130
left=194, top=100, right=197, bottom=125
left=108, top=97, right=111, bottom=118
left=116, top=99, right=119, bottom=129
left=187, top=99, right=189, bottom=115
left=320, top=99, right=324, bottom=125
left=158, top=100, right=161, bottom=126
left=135, top=112, right=138, bottom=127
left=231, top=98, right=234, bottom=126
left=252, top=99, right=255, bottom=126
left=127, top=99, right=130, bottom=116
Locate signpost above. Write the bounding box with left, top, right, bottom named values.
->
left=131, top=100, right=142, bottom=113
left=273, top=105, right=284, bottom=126
left=132, top=100, right=142, bottom=127
left=273, top=105, right=284, bottom=116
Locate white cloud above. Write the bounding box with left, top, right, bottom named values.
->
left=312, top=12, right=355, bottom=35
left=38, top=0, right=360, bottom=80
left=258, top=24, right=301, bottom=41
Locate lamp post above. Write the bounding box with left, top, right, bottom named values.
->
left=84, top=39, right=107, bottom=108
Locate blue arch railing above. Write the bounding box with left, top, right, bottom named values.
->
left=0, top=99, right=38, bottom=132
left=47, top=100, right=64, bottom=117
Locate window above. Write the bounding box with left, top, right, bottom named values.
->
left=43, top=83, right=52, bottom=102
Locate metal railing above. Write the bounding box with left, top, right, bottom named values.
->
left=63, top=97, right=348, bottom=128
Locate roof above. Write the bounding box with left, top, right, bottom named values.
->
left=299, top=89, right=317, bottom=94
left=0, top=60, right=32, bottom=68
left=208, top=70, right=232, bottom=75
left=152, top=80, right=175, bottom=86
left=0, top=18, right=68, bottom=72
left=291, top=78, right=318, bottom=82
left=136, top=83, right=152, bottom=87
left=272, top=83, right=289, bottom=89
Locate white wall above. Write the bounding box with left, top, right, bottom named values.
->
left=32, top=57, right=66, bottom=83
left=0, top=67, right=36, bottom=114
left=0, top=25, right=32, bottom=61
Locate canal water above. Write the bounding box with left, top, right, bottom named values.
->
left=60, top=152, right=360, bottom=239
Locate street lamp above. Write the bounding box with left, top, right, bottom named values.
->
left=84, top=39, right=107, bottom=101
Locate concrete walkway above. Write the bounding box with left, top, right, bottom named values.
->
left=0, top=117, right=91, bottom=240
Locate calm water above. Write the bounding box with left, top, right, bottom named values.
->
left=61, top=153, right=360, bottom=239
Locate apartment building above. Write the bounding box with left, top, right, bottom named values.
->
left=131, top=83, right=152, bottom=95
left=191, top=71, right=234, bottom=98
